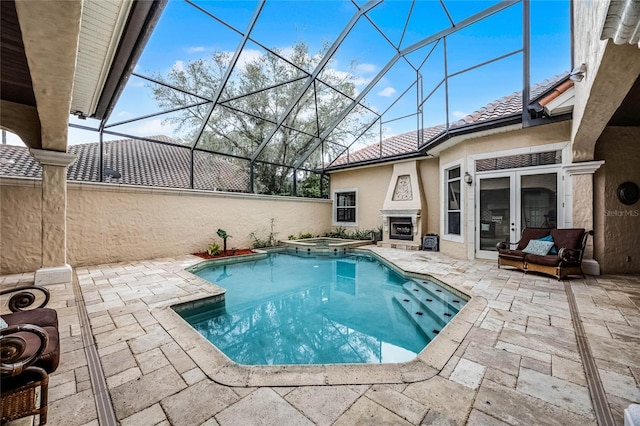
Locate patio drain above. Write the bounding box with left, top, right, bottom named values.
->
left=72, top=272, right=118, bottom=426
left=563, top=281, right=615, bottom=426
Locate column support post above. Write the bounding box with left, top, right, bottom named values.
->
left=563, top=160, right=605, bottom=275
left=30, top=148, right=77, bottom=285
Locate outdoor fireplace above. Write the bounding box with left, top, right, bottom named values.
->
left=379, top=162, right=424, bottom=250
left=389, top=217, right=413, bottom=240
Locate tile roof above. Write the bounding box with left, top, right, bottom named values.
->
left=329, top=74, right=571, bottom=168
left=0, top=136, right=249, bottom=192
left=0, top=76, right=571, bottom=185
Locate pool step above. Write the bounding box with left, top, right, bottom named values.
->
left=392, top=295, right=444, bottom=340
left=402, top=281, right=464, bottom=316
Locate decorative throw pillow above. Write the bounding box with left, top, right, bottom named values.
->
left=0, top=316, right=7, bottom=329
left=538, top=234, right=558, bottom=254
left=522, top=239, right=554, bottom=256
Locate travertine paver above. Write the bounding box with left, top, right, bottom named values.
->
left=161, top=380, right=239, bottom=426
left=364, top=385, right=429, bottom=424
left=2, top=249, right=640, bottom=426
left=284, top=385, right=363, bottom=425
left=404, top=375, right=476, bottom=424
left=474, top=379, right=597, bottom=425
left=332, top=395, right=412, bottom=426
left=449, top=358, right=486, bottom=389
left=516, top=367, right=593, bottom=416
left=216, top=388, right=313, bottom=425
left=110, top=366, right=187, bottom=419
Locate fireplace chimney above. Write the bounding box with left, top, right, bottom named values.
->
left=379, top=161, right=424, bottom=250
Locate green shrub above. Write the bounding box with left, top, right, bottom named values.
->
left=249, top=218, right=278, bottom=248
left=207, top=242, right=220, bottom=256
left=324, top=227, right=374, bottom=240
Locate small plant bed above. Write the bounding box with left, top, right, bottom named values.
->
left=193, top=249, right=254, bottom=260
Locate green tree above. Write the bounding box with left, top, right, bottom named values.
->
left=151, top=42, right=371, bottom=195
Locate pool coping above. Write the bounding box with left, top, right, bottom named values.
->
left=151, top=248, right=487, bottom=387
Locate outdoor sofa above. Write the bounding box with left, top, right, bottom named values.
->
left=497, top=227, right=592, bottom=280
left=1, top=285, right=60, bottom=425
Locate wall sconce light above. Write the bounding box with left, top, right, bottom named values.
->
left=569, top=63, right=587, bottom=82
left=464, top=172, right=473, bottom=185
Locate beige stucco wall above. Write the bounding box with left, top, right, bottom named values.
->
left=572, top=0, right=609, bottom=143
left=594, top=127, right=640, bottom=274
left=329, top=122, right=571, bottom=260
left=0, top=179, right=42, bottom=273
left=438, top=121, right=571, bottom=164
left=572, top=0, right=640, bottom=161
left=328, top=164, right=393, bottom=231
left=0, top=179, right=332, bottom=274
left=436, top=121, right=571, bottom=259
left=417, top=157, right=440, bottom=235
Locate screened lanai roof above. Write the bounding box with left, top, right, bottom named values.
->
left=68, top=0, right=570, bottom=195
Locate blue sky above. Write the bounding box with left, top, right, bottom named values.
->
left=6, top=0, right=571, bottom=147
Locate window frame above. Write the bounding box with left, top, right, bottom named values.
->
left=333, top=188, right=358, bottom=226
left=441, top=162, right=464, bottom=242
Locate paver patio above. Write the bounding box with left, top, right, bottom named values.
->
left=2, top=246, right=639, bottom=425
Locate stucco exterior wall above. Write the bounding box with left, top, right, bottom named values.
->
left=438, top=121, right=571, bottom=164
left=329, top=123, right=571, bottom=260
left=328, top=164, right=393, bottom=231
left=594, top=127, right=640, bottom=274
left=571, top=1, right=640, bottom=161
left=1, top=179, right=42, bottom=273
left=0, top=179, right=332, bottom=274
left=417, top=158, right=440, bottom=235
left=572, top=0, right=609, bottom=143
left=436, top=121, right=571, bottom=258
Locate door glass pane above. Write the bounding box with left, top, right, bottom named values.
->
left=521, top=173, right=557, bottom=228
left=479, top=177, right=511, bottom=251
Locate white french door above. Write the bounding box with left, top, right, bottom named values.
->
left=475, top=169, right=560, bottom=259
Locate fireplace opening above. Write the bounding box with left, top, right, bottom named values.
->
left=389, top=217, right=413, bottom=241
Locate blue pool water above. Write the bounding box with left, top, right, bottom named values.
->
left=179, top=251, right=466, bottom=366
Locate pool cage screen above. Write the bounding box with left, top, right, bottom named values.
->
left=70, top=0, right=569, bottom=198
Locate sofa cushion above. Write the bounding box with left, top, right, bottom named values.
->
left=498, top=249, right=526, bottom=260
left=524, top=254, right=562, bottom=267
left=2, top=308, right=58, bottom=329
left=550, top=228, right=585, bottom=250
left=517, top=228, right=552, bottom=250
left=522, top=239, right=555, bottom=256
left=538, top=234, right=558, bottom=254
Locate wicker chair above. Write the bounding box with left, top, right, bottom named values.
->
left=1, top=285, right=60, bottom=425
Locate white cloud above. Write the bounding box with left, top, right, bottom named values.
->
left=322, top=68, right=372, bottom=88
left=129, top=119, right=177, bottom=136
left=187, top=46, right=207, bottom=54
left=452, top=110, right=468, bottom=119
left=381, top=126, right=397, bottom=139
left=172, top=60, right=186, bottom=73
left=237, top=49, right=263, bottom=69
left=356, top=63, right=378, bottom=74
left=377, top=87, right=396, bottom=97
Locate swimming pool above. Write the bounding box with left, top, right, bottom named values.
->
left=179, top=250, right=466, bottom=366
